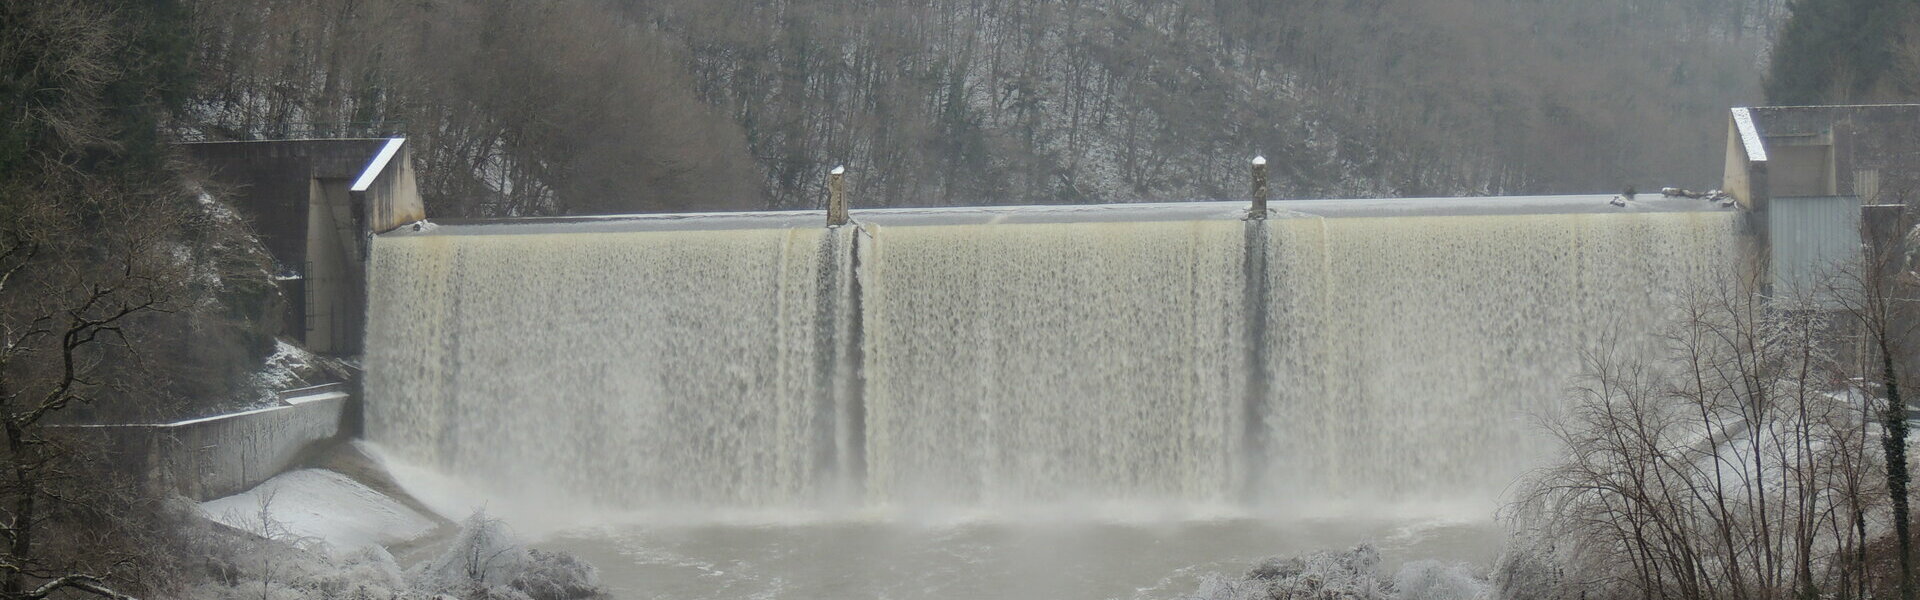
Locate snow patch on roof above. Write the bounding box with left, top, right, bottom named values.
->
left=350, top=138, right=405, bottom=192
left=1732, top=107, right=1768, bottom=163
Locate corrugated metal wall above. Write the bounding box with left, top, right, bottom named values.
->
left=1769, top=195, right=1861, bottom=303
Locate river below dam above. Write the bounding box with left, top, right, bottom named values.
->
left=378, top=442, right=1501, bottom=600
left=543, top=516, right=1500, bottom=600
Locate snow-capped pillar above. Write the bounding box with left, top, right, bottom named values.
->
left=828, top=166, right=849, bottom=227
left=1249, top=156, right=1269, bottom=219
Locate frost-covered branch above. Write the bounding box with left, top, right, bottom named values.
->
left=19, top=574, right=136, bottom=600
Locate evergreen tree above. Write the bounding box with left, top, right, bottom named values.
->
left=1766, top=0, right=1907, bottom=104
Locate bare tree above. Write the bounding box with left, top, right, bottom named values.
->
left=0, top=1, right=212, bottom=597
left=1826, top=214, right=1920, bottom=600
left=0, top=183, right=196, bottom=600
left=1502, top=271, right=1885, bottom=600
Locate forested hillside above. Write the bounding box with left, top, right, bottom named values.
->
left=1767, top=0, right=1920, bottom=105
left=628, top=0, right=1783, bottom=207
left=185, top=0, right=1783, bottom=214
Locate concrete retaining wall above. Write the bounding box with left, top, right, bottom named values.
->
left=57, top=384, right=351, bottom=501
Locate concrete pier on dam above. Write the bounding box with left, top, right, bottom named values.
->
left=361, top=194, right=1743, bottom=515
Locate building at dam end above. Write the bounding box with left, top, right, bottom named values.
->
left=1725, top=104, right=1920, bottom=210
left=186, top=138, right=425, bottom=356
left=1724, top=104, right=1920, bottom=300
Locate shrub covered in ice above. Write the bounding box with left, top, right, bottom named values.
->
left=1245, top=544, right=1388, bottom=599
left=180, top=538, right=424, bottom=600
left=410, top=511, right=532, bottom=593
left=513, top=548, right=603, bottom=600
left=1392, top=560, right=1489, bottom=600
left=174, top=501, right=598, bottom=600
left=409, top=510, right=601, bottom=600
left=1182, top=545, right=1488, bottom=600
left=1489, top=532, right=1629, bottom=600
left=303, top=546, right=411, bottom=597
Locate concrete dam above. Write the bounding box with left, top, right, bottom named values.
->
left=362, top=196, right=1740, bottom=516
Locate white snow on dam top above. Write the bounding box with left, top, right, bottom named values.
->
left=387, top=194, right=1732, bottom=235
left=363, top=195, right=1741, bottom=519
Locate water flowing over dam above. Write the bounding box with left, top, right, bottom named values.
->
left=363, top=197, right=1741, bottom=516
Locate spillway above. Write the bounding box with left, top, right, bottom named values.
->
left=363, top=197, right=1741, bottom=514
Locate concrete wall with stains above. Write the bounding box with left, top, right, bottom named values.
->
left=56, top=386, right=350, bottom=501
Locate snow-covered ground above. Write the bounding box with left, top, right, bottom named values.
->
left=249, top=340, right=328, bottom=401
left=201, top=468, right=439, bottom=551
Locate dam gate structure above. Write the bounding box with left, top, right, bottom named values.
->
left=1724, top=105, right=1920, bottom=302
left=361, top=196, right=1745, bottom=513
